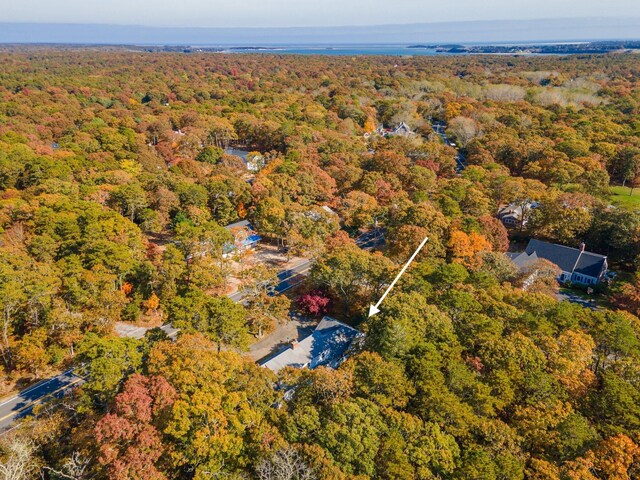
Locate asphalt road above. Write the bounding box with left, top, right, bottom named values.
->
left=0, top=230, right=385, bottom=433
left=0, top=369, right=84, bottom=434
left=228, top=230, right=385, bottom=303
left=432, top=122, right=466, bottom=172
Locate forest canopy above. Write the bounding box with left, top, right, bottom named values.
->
left=0, top=49, right=640, bottom=479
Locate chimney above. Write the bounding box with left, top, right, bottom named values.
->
left=580, top=243, right=586, bottom=252
left=291, top=340, right=299, bottom=350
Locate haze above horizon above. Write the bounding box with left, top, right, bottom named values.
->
left=2, top=17, right=640, bottom=45
left=3, top=0, right=640, bottom=28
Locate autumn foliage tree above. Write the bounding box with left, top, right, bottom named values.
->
left=95, top=374, right=177, bottom=480
left=297, top=290, right=331, bottom=317
left=448, top=229, right=492, bottom=269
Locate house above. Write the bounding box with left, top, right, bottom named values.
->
left=509, top=239, right=608, bottom=285
left=498, top=201, right=538, bottom=228
left=223, top=220, right=261, bottom=257
left=321, top=205, right=338, bottom=216
left=370, top=122, right=417, bottom=138
left=390, top=122, right=416, bottom=137
left=302, top=205, right=340, bottom=224
left=260, top=317, right=363, bottom=373
left=224, top=148, right=265, bottom=172
left=115, top=322, right=179, bottom=341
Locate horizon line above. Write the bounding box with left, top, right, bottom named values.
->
left=2, top=16, right=640, bottom=31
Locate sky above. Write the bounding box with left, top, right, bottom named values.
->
left=2, top=0, right=640, bottom=27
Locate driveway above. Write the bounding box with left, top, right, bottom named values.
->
left=556, top=291, right=599, bottom=310
left=249, top=314, right=318, bottom=363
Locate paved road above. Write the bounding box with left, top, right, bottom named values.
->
left=228, top=259, right=313, bottom=303
left=0, top=231, right=384, bottom=433
left=0, top=369, right=84, bottom=433
left=228, top=230, right=385, bottom=303
left=432, top=122, right=466, bottom=172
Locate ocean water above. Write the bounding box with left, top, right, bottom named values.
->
left=217, top=45, right=443, bottom=56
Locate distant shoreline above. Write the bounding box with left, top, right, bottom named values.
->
left=1, top=40, right=639, bottom=56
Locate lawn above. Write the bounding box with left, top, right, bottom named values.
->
left=610, top=185, right=640, bottom=209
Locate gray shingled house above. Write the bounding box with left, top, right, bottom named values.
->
left=260, top=317, right=363, bottom=373
left=508, top=239, right=608, bottom=285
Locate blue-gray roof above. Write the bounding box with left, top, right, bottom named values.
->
left=261, top=317, right=362, bottom=372
left=509, top=251, right=539, bottom=269
left=524, top=239, right=606, bottom=277
left=574, top=251, right=608, bottom=278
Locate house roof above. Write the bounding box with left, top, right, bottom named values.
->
left=260, top=317, right=363, bottom=373
left=524, top=239, right=606, bottom=277
left=393, top=122, right=414, bottom=133
left=498, top=201, right=538, bottom=219
left=574, top=252, right=608, bottom=278
left=508, top=251, right=539, bottom=269
left=224, top=219, right=251, bottom=230
left=321, top=205, right=338, bottom=216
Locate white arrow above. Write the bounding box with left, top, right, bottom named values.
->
left=368, top=236, right=429, bottom=317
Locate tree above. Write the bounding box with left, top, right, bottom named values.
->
left=448, top=229, right=492, bottom=269
left=108, top=183, right=148, bottom=223
left=143, top=292, right=160, bottom=314
left=366, top=291, right=456, bottom=359
left=612, top=146, right=640, bottom=187
left=0, top=437, right=37, bottom=480
left=307, top=398, right=385, bottom=477
left=170, top=288, right=250, bottom=352
left=256, top=447, right=316, bottom=480
left=174, top=220, right=231, bottom=260
left=529, top=191, right=595, bottom=244
left=14, top=329, right=49, bottom=377
left=297, top=290, right=331, bottom=317
left=146, top=335, right=279, bottom=477
left=498, top=177, right=546, bottom=232
left=311, top=244, right=393, bottom=314
left=478, top=215, right=510, bottom=252
left=239, top=265, right=291, bottom=337
left=342, top=352, right=415, bottom=409
left=252, top=197, right=286, bottom=242
left=95, top=374, right=177, bottom=480
left=515, top=258, right=562, bottom=295
left=340, top=191, right=378, bottom=230
left=76, top=334, right=143, bottom=410
left=611, top=275, right=640, bottom=317
left=447, top=116, right=481, bottom=147
left=478, top=251, right=519, bottom=282
left=388, top=225, right=429, bottom=263
left=0, top=252, right=29, bottom=368
left=592, top=434, right=640, bottom=480
left=196, top=145, right=224, bottom=164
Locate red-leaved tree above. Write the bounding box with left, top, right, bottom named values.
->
left=297, top=290, right=331, bottom=316
left=95, top=374, right=177, bottom=480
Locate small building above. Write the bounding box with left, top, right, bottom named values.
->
left=115, top=322, right=179, bottom=341
left=371, top=122, right=416, bottom=138
left=509, top=239, right=608, bottom=285
left=260, top=317, right=363, bottom=373
left=321, top=205, right=338, bottom=216
left=223, top=220, right=261, bottom=257
left=224, top=148, right=265, bottom=172
left=497, top=201, right=538, bottom=229
left=390, top=122, right=416, bottom=137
